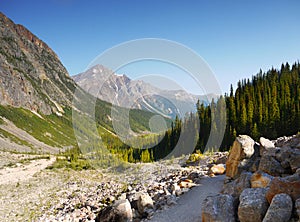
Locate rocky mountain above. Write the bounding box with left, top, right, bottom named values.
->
left=0, top=12, right=77, bottom=116
left=0, top=12, right=158, bottom=153
left=73, top=65, right=215, bottom=118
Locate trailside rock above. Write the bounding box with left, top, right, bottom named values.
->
left=295, top=198, right=300, bottom=220
left=202, top=194, right=236, bottom=222
left=251, top=171, right=273, bottom=188
left=222, top=172, right=252, bottom=198
left=210, top=164, right=226, bottom=175
left=137, top=193, right=154, bottom=216
left=226, top=135, right=255, bottom=179
left=96, top=199, right=133, bottom=222
left=238, top=188, right=269, bottom=222
left=259, top=137, right=275, bottom=156
left=258, top=153, right=286, bottom=176
left=262, top=193, right=292, bottom=222
left=265, top=177, right=300, bottom=203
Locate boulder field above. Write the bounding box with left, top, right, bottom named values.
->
left=202, top=134, right=300, bottom=222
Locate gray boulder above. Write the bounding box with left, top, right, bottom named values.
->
left=222, top=172, right=252, bottom=198
left=238, top=188, right=269, bottom=222
left=96, top=199, right=133, bottom=222
left=263, top=193, right=293, bottom=222
left=137, top=193, right=154, bottom=216
left=258, top=153, right=285, bottom=176
left=202, top=194, right=236, bottom=222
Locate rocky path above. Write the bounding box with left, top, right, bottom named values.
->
left=0, top=156, right=55, bottom=185
left=149, top=175, right=225, bottom=222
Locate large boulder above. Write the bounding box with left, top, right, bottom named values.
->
left=202, top=194, right=236, bottom=222
left=265, top=177, right=300, bottom=203
left=222, top=172, right=252, bottom=198
left=226, top=135, right=256, bottom=179
left=262, top=193, right=293, bottom=222
left=96, top=199, right=133, bottom=222
left=251, top=171, right=273, bottom=188
left=258, top=152, right=286, bottom=176
left=238, top=188, right=269, bottom=222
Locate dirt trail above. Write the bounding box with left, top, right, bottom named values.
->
left=149, top=175, right=225, bottom=222
left=0, top=156, right=56, bottom=185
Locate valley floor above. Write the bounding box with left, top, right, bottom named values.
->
left=0, top=151, right=226, bottom=222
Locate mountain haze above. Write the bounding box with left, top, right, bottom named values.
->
left=73, top=65, right=214, bottom=118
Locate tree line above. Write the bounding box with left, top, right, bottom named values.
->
left=96, top=61, right=300, bottom=162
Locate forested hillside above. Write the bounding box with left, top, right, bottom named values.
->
left=112, top=62, right=300, bottom=162
left=197, top=62, right=300, bottom=152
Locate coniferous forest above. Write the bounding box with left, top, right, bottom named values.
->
left=116, top=62, right=300, bottom=162
left=98, top=62, right=300, bottom=163
left=197, top=62, right=300, bottom=152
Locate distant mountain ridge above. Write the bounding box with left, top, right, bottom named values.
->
left=73, top=65, right=215, bottom=118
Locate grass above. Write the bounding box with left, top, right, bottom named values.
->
left=0, top=105, right=77, bottom=148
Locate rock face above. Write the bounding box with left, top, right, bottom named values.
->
left=226, top=135, right=255, bottom=179
left=202, top=194, right=236, bottom=222
left=96, top=199, right=133, bottom=222
left=265, top=177, right=300, bottom=203
left=238, top=188, right=269, bottom=222
left=0, top=12, right=78, bottom=115
left=262, top=193, right=292, bottom=222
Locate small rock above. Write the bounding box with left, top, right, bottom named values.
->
left=137, top=193, right=154, bottom=216
left=210, top=164, right=226, bottom=175
left=263, top=193, right=293, bottom=222
left=166, top=195, right=177, bottom=206
left=259, top=137, right=275, bottom=156
left=178, top=179, right=196, bottom=188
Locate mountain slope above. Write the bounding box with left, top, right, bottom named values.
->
left=0, top=12, right=168, bottom=154
left=0, top=12, right=76, bottom=115
left=73, top=65, right=213, bottom=118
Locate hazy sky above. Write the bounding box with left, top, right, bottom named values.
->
left=1, top=0, right=300, bottom=94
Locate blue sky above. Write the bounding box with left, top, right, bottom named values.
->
left=1, top=0, right=300, bottom=94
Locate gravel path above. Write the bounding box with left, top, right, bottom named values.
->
left=149, top=175, right=225, bottom=222
left=0, top=156, right=56, bottom=185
